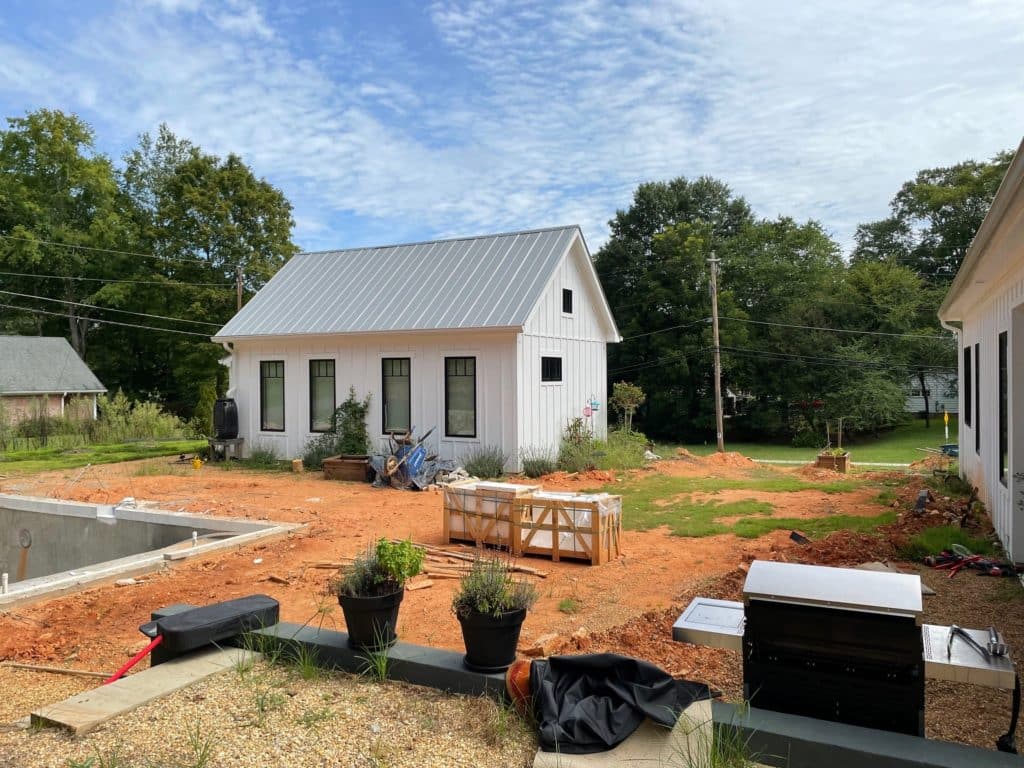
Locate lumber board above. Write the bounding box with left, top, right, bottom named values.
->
left=2, top=663, right=111, bottom=680
left=31, top=647, right=258, bottom=735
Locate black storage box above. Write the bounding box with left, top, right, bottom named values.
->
left=742, top=561, right=924, bottom=736
left=213, top=398, right=238, bottom=439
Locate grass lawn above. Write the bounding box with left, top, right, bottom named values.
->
left=660, top=415, right=959, bottom=464
left=587, top=469, right=892, bottom=539
left=0, top=439, right=207, bottom=475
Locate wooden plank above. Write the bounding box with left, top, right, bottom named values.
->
left=2, top=662, right=111, bottom=680
left=31, top=647, right=258, bottom=735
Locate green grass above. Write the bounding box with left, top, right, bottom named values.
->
left=558, top=597, right=582, bottom=614
left=587, top=470, right=890, bottom=539
left=0, top=439, right=206, bottom=474
left=897, top=525, right=998, bottom=561
left=662, top=415, right=959, bottom=465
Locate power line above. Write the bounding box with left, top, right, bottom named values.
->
left=0, top=302, right=213, bottom=338
left=719, top=317, right=952, bottom=341
left=0, top=289, right=223, bottom=327
left=0, top=269, right=232, bottom=287
left=0, top=233, right=211, bottom=265
left=609, top=348, right=709, bottom=375
left=621, top=318, right=710, bottom=340
left=719, top=345, right=955, bottom=372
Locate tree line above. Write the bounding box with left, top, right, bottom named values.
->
left=0, top=108, right=1013, bottom=443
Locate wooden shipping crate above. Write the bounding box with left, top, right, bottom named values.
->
left=443, top=481, right=540, bottom=548
left=515, top=491, right=622, bottom=565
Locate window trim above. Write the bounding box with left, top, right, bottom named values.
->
left=999, top=331, right=1008, bottom=486
left=444, top=355, right=477, bottom=439
left=381, top=357, right=412, bottom=435
left=259, top=360, right=286, bottom=433
left=308, top=358, right=336, bottom=434
left=541, top=355, right=563, bottom=384
left=975, top=342, right=981, bottom=454
left=963, top=346, right=972, bottom=427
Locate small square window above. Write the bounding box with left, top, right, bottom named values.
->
left=562, top=288, right=573, bottom=314
left=541, top=356, right=562, bottom=383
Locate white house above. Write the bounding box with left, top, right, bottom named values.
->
left=904, top=372, right=958, bottom=415
left=212, top=225, right=620, bottom=470
left=938, top=137, right=1023, bottom=564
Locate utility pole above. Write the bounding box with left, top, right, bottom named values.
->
left=708, top=253, right=725, bottom=452
left=235, top=265, right=243, bottom=311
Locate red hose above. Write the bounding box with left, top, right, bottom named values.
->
left=104, top=635, right=163, bottom=684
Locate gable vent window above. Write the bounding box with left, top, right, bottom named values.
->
left=260, top=361, right=285, bottom=432
left=562, top=288, right=573, bottom=315
left=541, top=356, right=563, bottom=383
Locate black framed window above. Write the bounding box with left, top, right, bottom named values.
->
left=541, top=356, right=563, bottom=383
left=963, top=346, right=972, bottom=427
left=309, top=359, right=335, bottom=432
left=999, top=332, right=1008, bottom=485
left=444, top=356, right=476, bottom=437
left=260, top=361, right=285, bottom=432
left=562, top=288, right=573, bottom=314
left=382, top=358, right=411, bottom=433
left=975, top=342, right=981, bottom=454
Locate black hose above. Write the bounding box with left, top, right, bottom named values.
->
left=997, top=668, right=1020, bottom=754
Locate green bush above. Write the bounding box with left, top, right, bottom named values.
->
left=301, top=388, right=371, bottom=470
left=245, top=444, right=280, bottom=469
left=331, top=539, right=424, bottom=597
left=451, top=556, right=538, bottom=619
left=557, top=417, right=597, bottom=472
left=90, top=390, right=190, bottom=443
left=463, top=445, right=507, bottom=478
left=594, top=429, right=648, bottom=470
left=190, top=379, right=218, bottom=438
left=520, top=446, right=556, bottom=478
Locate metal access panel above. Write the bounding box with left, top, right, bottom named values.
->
left=672, top=598, right=745, bottom=651
left=742, top=561, right=925, bottom=736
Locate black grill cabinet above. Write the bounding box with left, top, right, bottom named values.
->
left=742, top=561, right=924, bottom=736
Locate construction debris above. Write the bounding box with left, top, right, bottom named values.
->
left=368, top=426, right=458, bottom=490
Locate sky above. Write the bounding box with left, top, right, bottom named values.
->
left=1, top=0, right=1022, bottom=254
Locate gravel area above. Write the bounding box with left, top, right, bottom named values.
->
left=0, top=667, right=95, bottom=726
left=0, top=661, right=536, bottom=767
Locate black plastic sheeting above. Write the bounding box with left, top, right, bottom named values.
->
left=139, top=594, right=279, bottom=653
left=530, top=653, right=711, bottom=754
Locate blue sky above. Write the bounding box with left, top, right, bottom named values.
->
left=1, top=0, right=1022, bottom=253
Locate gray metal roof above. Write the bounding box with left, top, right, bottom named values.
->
left=215, top=225, right=582, bottom=338
left=0, top=336, right=106, bottom=394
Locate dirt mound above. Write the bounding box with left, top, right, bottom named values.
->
left=795, top=464, right=845, bottom=481
left=909, top=454, right=955, bottom=471
left=674, top=447, right=698, bottom=460
left=704, top=451, right=756, bottom=468
left=537, top=469, right=617, bottom=489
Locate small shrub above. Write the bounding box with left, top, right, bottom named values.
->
left=594, top=429, right=648, bottom=471
left=301, top=388, right=372, bottom=470
left=463, top=445, right=507, bottom=478
left=558, top=417, right=596, bottom=472
left=330, top=538, right=424, bottom=597
left=558, top=597, right=581, bottom=614
left=520, top=446, right=556, bottom=478
left=452, top=556, right=538, bottom=619
left=245, top=444, right=280, bottom=468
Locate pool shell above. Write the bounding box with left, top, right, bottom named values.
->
left=0, top=493, right=300, bottom=608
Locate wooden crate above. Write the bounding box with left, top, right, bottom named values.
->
left=514, top=492, right=622, bottom=565
left=443, top=481, right=540, bottom=548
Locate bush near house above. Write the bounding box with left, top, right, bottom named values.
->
left=463, top=445, right=508, bottom=479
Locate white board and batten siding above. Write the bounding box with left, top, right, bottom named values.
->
left=230, top=331, right=519, bottom=466
left=518, top=234, right=615, bottom=455
left=940, top=138, right=1024, bottom=563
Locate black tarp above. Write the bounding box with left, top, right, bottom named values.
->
left=139, top=594, right=279, bottom=652
left=530, top=653, right=711, bottom=754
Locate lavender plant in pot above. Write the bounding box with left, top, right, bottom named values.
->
left=452, top=556, right=538, bottom=672
left=331, top=538, right=423, bottom=650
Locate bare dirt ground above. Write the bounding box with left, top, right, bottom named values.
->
left=1, top=454, right=1021, bottom=754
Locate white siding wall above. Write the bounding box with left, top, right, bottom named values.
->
left=957, top=259, right=1024, bottom=563
left=904, top=373, right=959, bottom=414
left=229, top=331, right=519, bottom=467
left=518, top=235, right=615, bottom=458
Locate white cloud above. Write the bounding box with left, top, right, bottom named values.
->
left=0, top=0, right=1021, bottom=252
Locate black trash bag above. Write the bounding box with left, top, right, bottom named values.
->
left=530, top=653, right=711, bottom=754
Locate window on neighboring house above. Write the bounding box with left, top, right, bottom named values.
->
left=975, top=343, right=981, bottom=454
left=382, top=358, right=411, bottom=433
left=562, top=288, right=573, bottom=314
left=309, top=359, right=335, bottom=432
left=541, top=356, right=563, bottom=383
left=260, top=361, right=285, bottom=432
left=445, top=356, right=476, bottom=437
left=963, top=347, right=972, bottom=427
left=999, top=332, right=1008, bottom=485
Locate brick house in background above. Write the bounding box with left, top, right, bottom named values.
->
left=0, top=336, right=107, bottom=424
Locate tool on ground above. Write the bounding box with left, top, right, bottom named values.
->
left=923, top=545, right=1022, bottom=578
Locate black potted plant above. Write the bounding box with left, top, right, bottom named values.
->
left=322, top=387, right=372, bottom=481
left=451, top=556, right=538, bottom=672
left=330, top=538, right=424, bottom=650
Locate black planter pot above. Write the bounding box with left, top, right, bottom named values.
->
left=457, top=607, right=527, bottom=673
left=338, top=589, right=404, bottom=650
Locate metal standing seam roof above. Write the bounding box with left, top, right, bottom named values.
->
left=214, top=225, right=583, bottom=339
left=0, top=336, right=106, bottom=394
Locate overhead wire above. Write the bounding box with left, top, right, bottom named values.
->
left=0, top=233, right=212, bottom=265
left=0, top=289, right=223, bottom=327
left=0, top=269, right=232, bottom=287
left=0, top=302, right=213, bottom=338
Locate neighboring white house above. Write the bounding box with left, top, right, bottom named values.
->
left=0, top=336, right=106, bottom=424
left=938, top=137, right=1024, bottom=564
left=904, top=372, right=958, bottom=415
left=212, top=226, right=620, bottom=470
